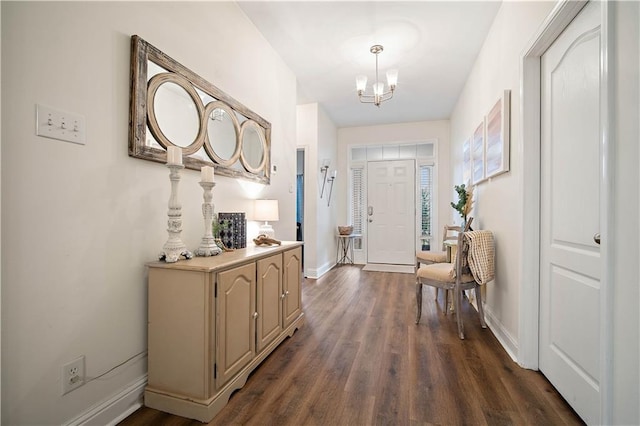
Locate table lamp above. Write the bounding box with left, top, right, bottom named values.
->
left=254, top=199, right=279, bottom=239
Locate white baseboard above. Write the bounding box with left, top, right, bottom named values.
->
left=66, top=375, right=147, bottom=426
left=305, top=260, right=335, bottom=279
left=483, top=304, right=519, bottom=363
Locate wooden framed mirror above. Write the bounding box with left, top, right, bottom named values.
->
left=129, top=35, right=271, bottom=184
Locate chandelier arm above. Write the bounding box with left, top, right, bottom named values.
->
left=379, top=90, right=394, bottom=102
left=358, top=94, right=377, bottom=104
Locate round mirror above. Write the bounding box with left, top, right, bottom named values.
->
left=239, top=120, right=266, bottom=174
left=203, top=101, right=240, bottom=166
left=147, top=73, right=205, bottom=155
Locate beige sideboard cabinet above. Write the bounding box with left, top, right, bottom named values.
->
left=144, top=242, right=304, bottom=422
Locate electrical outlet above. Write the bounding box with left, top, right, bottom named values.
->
left=62, top=355, right=85, bottom=395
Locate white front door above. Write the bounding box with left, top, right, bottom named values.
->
left=367, top=159, right=415, bottom=264
left=539, top=2, right=601, bottom=423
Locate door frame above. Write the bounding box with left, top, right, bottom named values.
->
left=519, top=0, right=614, bottom=423
left=297, top=145, right=310, bottom=276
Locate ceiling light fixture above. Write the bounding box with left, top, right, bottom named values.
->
left=355, top=45, right=398, bottom=107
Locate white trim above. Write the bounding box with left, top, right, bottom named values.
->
left=599, top=1, right=614, bottom=422
left=305, top=260, right=335, bottom=279
left=65, top=375, right=147, bottom=426
left=298, top=145, right=310, bottom=272
left=519, top=1, right=613, bottom=424
left=483, top=305, right=518, bottom=363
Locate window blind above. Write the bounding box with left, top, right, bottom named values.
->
left=419, top=165, right=433, bottom=244
left=350, top=167, right=364, bottom=250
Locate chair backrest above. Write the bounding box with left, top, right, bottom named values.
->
left=441, top=217, right=473, bottom=250
left=441, top=225, right=461, bottom=250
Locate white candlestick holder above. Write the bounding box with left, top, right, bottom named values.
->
left=159, top=164, right=193, bottom=262
left=195, top=181, right=222, bottom=257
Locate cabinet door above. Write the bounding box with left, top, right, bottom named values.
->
left=283, top=247, right=302, bottom=328
left=256, top=254, right=283, bottom=353
left=216, top=262, right=256, bottom=388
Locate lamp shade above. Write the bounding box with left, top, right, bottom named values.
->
left=373, top=82, right=384, bottom=96
left=254, top=199, right=279, bottom=222
left=386, top=69, right=398, bottom=87
left=356, top=75, right=368, bottom=92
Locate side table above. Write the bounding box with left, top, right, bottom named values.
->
left=336, top=234, right=359, bottom=265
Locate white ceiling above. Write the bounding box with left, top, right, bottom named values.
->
left=238, top=1, right=502, bottom=128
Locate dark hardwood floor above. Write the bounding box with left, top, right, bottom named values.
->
left=120, top=265, right=583, bottom=425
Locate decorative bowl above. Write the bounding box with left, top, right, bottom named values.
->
left=338, top=225, right=353, bottom=235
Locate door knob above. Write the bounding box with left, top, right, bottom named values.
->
left=593, top=233, right=600, bottom=245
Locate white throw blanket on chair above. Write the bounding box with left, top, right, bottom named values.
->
left=464, top=230, right=495, bottom=285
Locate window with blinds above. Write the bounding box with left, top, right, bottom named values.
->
left=419, top=165, right=433, bottom=250
left=350, top=167, right=364, bottom=250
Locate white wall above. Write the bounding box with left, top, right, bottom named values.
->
left=316, top=106, right=338, bottom=273
left=1, top=2, right=297, bottom=424
left=297, top=104, right=319, bottom=276
left=296, top=103, right=337, bottom=278
left=337, top=120, right=450, bottom=261
left=449, top=1, right=555, bottom=355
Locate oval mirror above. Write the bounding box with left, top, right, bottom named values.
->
left=203, top=101, right=240, bottom=167
left=239, top=120, right=266, bottom=174
left=147, top=73, right=205, bottom=155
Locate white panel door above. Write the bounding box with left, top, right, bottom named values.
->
left=367, top=159, right=415, bottom=264
left=540, top=2, right=601, bottom=424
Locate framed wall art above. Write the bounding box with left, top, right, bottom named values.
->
left=462, top=137, right=472, bottom=184
left=471, top=121, right=485, bottom=184
left=485, top=90, right=511, bottom=178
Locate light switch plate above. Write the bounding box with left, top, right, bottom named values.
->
left=36, top=104, right=86, bottom=145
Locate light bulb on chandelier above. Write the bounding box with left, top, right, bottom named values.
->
left=355, top=45, right=398, bottom=107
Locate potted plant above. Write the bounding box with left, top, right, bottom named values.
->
left=450, top=184, right=473, bottom=227
left=212, top=216, right=231, bottom=251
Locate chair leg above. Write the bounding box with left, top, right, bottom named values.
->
left=415, top=282, right=423, bottom=324
left=435, top=288, right=439, bottom=301
left=455, top=289, right=465, bottom=339
left=444, top=289, right=449, bottom=315
left=475, top=284, right=487, bottom=328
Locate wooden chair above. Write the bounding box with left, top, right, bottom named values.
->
left=415, top=229, right=488, bottom=340
left=415, top=218, right=473, bottom=304
left=416, top=224, right=459, bottom=265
